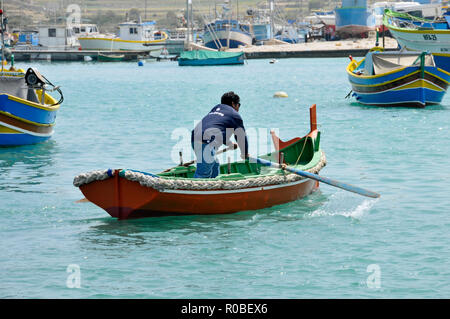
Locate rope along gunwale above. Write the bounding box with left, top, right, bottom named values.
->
left=73, top=151, right=326, bottom=191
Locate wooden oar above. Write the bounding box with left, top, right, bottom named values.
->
left=251, top=157, right=380, bottom=199
left=181, top=143, right=238, bottom=167
left=162, top=143, right=238, bottom=172
left=75, top=198, right=90, bottom=203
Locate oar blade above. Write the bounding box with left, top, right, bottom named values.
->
left=253, top=157, right=380, bottom=199
left=75, top=198, right=90, bottom=203
left=288, top=168, right=380, bottom=198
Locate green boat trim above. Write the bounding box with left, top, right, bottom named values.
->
left=383, top=9, right=442, bottom=30
left=97, top=53, right=126, bottom=62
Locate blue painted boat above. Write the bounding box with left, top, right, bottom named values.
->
left=0, top=67, right=63, bottom=146
left=346, top=49, right=450, bottom=107
left=178, top=50, right=244, bottom=66
left=203, top=19, right=253, bottom=49
left=335, top=0, right=375, bottom=36
left=0, top=10, right=63, bottom=146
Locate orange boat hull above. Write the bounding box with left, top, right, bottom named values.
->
left=80, top=174, right=319, bottom=219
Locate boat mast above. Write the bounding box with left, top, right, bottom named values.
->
left=186, top=0, right=191, bottom=47
left=190, top=0, right=193, bottom=43
left=227, top=0, right=231, bottom=48
left=1, top=0, right=4, bottom=72
left=270, top=0, right=274, bottom=40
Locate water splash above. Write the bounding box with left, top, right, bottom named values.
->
left=308, top=192, right=378, bottom=220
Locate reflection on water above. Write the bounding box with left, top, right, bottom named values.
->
left=0, top=140, right=58, bottom=192
left=350, top=101, right=448, bottom=111
left=77, top=190, right=328, bottom=250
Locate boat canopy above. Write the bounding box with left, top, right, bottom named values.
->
left=363, top=52, right=435, bottom=75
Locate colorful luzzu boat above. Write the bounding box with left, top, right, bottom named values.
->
left=74, top=105, right=327, bottom=220
left=0, top=66, right=63, bottom=146
left=346, top=48, right=450, bottom=107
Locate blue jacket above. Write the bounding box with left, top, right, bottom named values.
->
left=191, top=104, right=248, bottom=155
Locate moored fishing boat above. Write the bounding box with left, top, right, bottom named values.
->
left=372, top=1, right=442, bottom=32
left=346, top=48, right=450, bottom=107
left=203, top=19, right=253, bottom=49
left=178, top=50, right=245, bottom=66
left=0, top=11, right=63, bottom=146
left=383, top=9, right=449, bottom=54
left=335, top=0, right=375, bottom=37
left=383, top=9, right=450, bottom=71
left=0, top=66, right=63, bottom=146
left=78, top=21, right=165, bottom=57
left=74, top=105, right=326, bottom=219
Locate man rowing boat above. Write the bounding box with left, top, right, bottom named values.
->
left=191, top=91, right=249, bottom=178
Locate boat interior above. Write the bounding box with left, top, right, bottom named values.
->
left=352, top=51, right=435, bottom=76
left=158, top=131, right=321, bottom=180
left=0, top=68, right=59, bottom=106
left=0, top=69, right=41, bottom=103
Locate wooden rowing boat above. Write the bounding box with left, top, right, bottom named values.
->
left=74, top=105, right=326, bottom=220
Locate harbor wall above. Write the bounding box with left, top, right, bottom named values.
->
left=10, top=50, right=147, bottom=62
left=10, top=38, right=399, bottom=61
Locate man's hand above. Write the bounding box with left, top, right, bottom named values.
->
left=226, top=142, right=238, bottom=150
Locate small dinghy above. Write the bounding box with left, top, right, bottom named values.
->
left=97, top=53, right=125, bottom=62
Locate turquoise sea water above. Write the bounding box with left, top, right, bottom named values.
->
left=1, top=58, right=449, bottom=298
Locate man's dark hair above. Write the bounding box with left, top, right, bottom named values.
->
left=221, top=91, right=240, bottom=107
